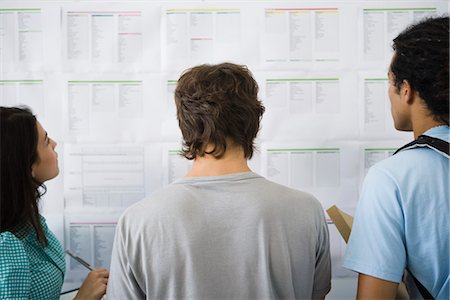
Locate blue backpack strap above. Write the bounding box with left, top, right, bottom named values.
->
left=394, top=135, right=449, bottom=158
left=405, top=268, right=434, bottom=300
left=395, top=135, right=447, bottom=299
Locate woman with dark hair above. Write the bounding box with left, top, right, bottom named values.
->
left=0, top=106, right=109, bottom=299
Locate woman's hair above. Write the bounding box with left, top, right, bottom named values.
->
left=391, top=16, right=449, bottom=125
left=174, top=63, right=265, bottom=160
left=0, top=106, right=48, bottom=246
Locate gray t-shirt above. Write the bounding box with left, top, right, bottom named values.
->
left=107, top=172, right=331, bottom=299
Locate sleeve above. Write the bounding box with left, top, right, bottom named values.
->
left=343, top=166, right=406, bottom=283
left=0, top=232, right=31, bottom=299
left=312, top=207, right=332, bottom=299
left=106, top=214, right=145, bottom=300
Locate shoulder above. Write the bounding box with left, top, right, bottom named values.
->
left=366, top=143, right=447, bottom=191
left=0, top=232, right=31, bottom=298
left=122, top=184, right=185, bottom=214
left=358, top=164, right=403, bottom=219
left=0, top=231, right=29, bottom=267
left=261, top=177, right=324, bottom=207
left=117, top=185, right=180, bottom=227
left=379, top=136, right=448, bottom=171
left=0, top=231, right=26, bottom=253
left=250, top=177, right=326, bottom=225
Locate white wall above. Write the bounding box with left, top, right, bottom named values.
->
left=1, top=0, right=447, bottom=296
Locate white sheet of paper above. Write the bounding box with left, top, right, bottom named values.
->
left=64, top=213, right=120, bottom=284
left=162, top=5, right=244, bottom=71
left=62, top=3, right=158, bottom=72
left=257, top=70, right=358, bottom=140
left=261, top=141, right=359, bottom=211
left=62, top=73, right=161, bottom=142
left=64, top=144, right=147, bottom=210
left=358, top=4, right=447, bottom=65
left=358, top=72, right=412, bottom=140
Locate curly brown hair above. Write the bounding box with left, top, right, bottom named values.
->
left=175, top=63, right=265, bottom=160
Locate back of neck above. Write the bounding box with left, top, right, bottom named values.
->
left=186, top=146, right=251, bottom=177
left=412, top=118, right=447, bottom=139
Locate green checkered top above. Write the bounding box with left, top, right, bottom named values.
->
left=0, top=216, right=66, bottom=299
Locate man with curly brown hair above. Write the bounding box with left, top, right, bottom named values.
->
left=107, top=63, right=331, bottom=300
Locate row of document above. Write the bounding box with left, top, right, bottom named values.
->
left=41, top=141, right=408, bottom=214
left=0, top=72, right=413, bottom=139
left=1, top=1, right=448, bottom=71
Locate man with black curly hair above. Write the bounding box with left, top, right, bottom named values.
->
left=344, top=16, right=449, bottom=299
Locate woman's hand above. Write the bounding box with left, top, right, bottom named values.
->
left=74, top=268, right=109, bottom=300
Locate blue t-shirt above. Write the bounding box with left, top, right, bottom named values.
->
left=0, top=216, right=66, bottom=299
left=343, top=126, right=449, bottom=299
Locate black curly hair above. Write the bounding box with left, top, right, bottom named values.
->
left=390, top=16, right=449, bottom=125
